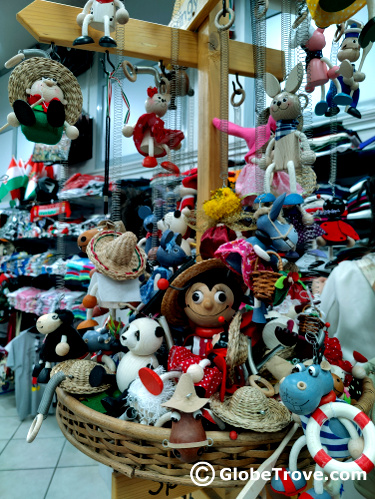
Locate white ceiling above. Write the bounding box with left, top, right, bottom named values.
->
left=0, top=0, right=174, bottom=68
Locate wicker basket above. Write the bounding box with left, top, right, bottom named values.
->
left=55, top=378, right=375, bottom=488
left=55, top=388, right=310, bottom=488
left=251, top=251, right=283, bottom=305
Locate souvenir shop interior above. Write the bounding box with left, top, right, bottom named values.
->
left=1, top=1, right=375, bottom=499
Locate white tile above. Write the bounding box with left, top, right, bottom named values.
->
left=0, top=468, right=54, bottom=499
left=0, top=416, right=21, bottom=440
left=0, top=437, right=65, bottom=470
left=57, top=440, right=98, bottom=467
left=45, top=466, right=111, bottom=499
left=0, top=392, right=18, bottom=417
left=13, top=414, right=61, bottom=439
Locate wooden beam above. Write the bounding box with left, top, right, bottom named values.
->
left=16, top=0, right=284, bottom=80
left=170, top=0, right=221, bottom=31
left=196, top=3, right=223, bottom=248
left=16, top=0, right=198, bottom=67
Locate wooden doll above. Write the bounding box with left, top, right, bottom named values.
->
left=260, top=63, right=317, bottom=201
left=73, top=0, right=129, bottom=48
left=160, top=259, right=253, bottom=400
left=122, top=87, right=184, bottom=169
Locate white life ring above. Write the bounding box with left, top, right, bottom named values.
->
left=306, top=402, right=375, bottom=475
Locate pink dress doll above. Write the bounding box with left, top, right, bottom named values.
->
left=212, top=115, right=303, bottom=205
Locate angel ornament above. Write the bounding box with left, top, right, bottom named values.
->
left=73, top=0, right=129, bottom=48
left=260, top=63, right=316, bottom=204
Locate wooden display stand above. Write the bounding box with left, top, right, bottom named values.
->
left=16, top=2, right=286, bottom=498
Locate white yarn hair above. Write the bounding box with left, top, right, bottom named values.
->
left=126, top=366, right=175, bottom=425
left=298, top=205, right=314, bottom=226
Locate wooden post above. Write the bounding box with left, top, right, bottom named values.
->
left=196, top=3, right=224, bottom=248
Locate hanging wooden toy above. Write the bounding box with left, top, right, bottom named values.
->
left=122, top=87, right=184, bottom=170
left=289, top=10, right=352, bottom=117
left=326, top=20, right=371, bottom=119
left=305, top=0, right=375, bottom=49
left=261, top=63, right=317, bottom=202
left=317, top=197, right=360, bottom=249
left=73, top=0, right=129, bottom=48
left=3, top=56, right=82, bottom=145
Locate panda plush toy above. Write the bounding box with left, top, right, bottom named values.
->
left=35, top=309, right=88, bottom=382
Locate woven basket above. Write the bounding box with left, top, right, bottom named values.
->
left=55, top=388, right=309, bottom=487
left=55, top=377, right=375, bottom=487
left=251, top=251, right=283, bottom=305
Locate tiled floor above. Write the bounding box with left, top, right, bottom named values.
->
left=0, top=391, right=111, bottom=499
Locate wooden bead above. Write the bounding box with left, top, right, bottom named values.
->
left=82, top=295, right=98, bottom=309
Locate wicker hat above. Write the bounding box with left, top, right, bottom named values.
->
left=51, top=360, right=112, bottom=394
left=86, top=230, right=146, bottom=281
left=161, top=374, right=209, bottom=413
left=209, top=386, right=291, bottom=432
left=8, top=57, right=83, bottom=125
left=161, top=258, right=245, bottom=326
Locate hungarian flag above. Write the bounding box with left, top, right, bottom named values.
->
left=0, top=157, right=27, bottom=203
left=24, top=160, right=45, bottom=200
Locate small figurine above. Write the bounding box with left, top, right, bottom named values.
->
left=272, top=361, right=375, bottom=497
left=34, top=309, right=88, bottom=383
left=160, top=259, right=252, bottom=400
left=5, top=58, right=82, bottom=145
left=156, top=374, right=210, bottom=463
left=122, top=87, right=184, bottom=169
left=157, top=207, right=192, bottom=256
left=317, top=197, right=360, bottom=249
left=261, top=63, right=317, bottom=201
left=73, top=0, right=129, bottom=48
left=289, top=9, right=352, bottom=117
left=326, top=20, right=371, bottom=119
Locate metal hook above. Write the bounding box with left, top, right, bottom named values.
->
left=50, top=43, right=61, bottom=63
left=159, top=60, right=169, bottom=80
left=222, top=0, right=227, bottom=16
left=232, top=73, right=243, bottom=95
left=101, top=57, right=109, bottom=77
left=105, top=50, right=116, bottom=72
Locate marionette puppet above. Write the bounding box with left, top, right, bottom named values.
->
left=4, top=57, right=82, bottom=145
left=317, top=197, right=360, bottom=250
left=74, top=0, right=129, bottom=48
left=159, top=259, right=254, bottom=401
left=289, top=9, right=352, bottom=117
left=260, top=63, right=317, bottom=202
left=325, top=20, right=371, bottom=119
left=122, top=87, right=184, bottom=170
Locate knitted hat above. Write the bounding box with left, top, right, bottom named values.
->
left=160, top=258, right=246, bottom=326
left=86, top=230, right=146, bottom=281
left=8, top=57, right=83, bottom=125
left=209, top=386, right=291, bottom=432
left=161, top=374, right=209, bottom=413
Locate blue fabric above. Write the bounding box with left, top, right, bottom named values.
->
left=275, top=119, right=299, bottom=141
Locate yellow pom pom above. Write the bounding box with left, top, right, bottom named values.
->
left=203, top=187, right=241, bottom=222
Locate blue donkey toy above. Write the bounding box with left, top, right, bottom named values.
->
left=271, top=361, right=375, bottom=498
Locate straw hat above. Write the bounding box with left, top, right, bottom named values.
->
left=161, top=258, right=246, bottom=326
left=8, top=57, right=83, bottom=125
left=209, top=386, right=291, bottom=432
left=86, top=230, right=146, bottom=281
left=161, top=374, right=209, bottom=413
left=51, top=360, right=112, bottom=394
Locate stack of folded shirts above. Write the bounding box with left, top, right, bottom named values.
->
left=65, top=256, right=95, bottom=288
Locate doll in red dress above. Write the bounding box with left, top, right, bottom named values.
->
left=122, top=87, right=184, bottom=169
left=317, top=197, right=359, bottom=248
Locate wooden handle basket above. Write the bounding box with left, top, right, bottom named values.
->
left=55, top=387, right=310, bottom=487
left=251, top=251, right=283, bottom=305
